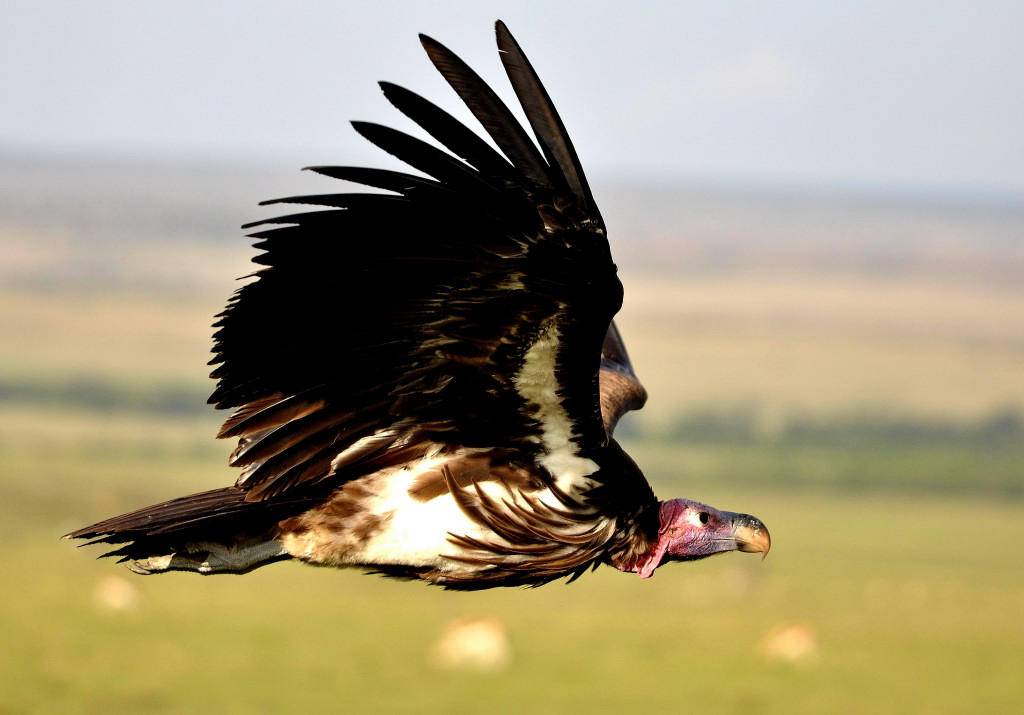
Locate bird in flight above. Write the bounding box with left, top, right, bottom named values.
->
left=68, top=21, right=770, bottom=588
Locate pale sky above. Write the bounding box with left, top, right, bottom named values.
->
left=3, top=1, right=1022, bottom=198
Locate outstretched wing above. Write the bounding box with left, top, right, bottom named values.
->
left=208, top=22, right=626, bottom=502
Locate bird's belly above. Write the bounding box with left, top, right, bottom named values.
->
left=346, top=474, right=490, bottom=568
left=277, top=457, right=496, bottom=573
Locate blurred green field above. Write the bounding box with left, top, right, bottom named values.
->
left=2, top=166, right=1024, bottom=712
left=3, top=428, right=1023, bottom=713
left=3, top=297, right=1022, bottom=713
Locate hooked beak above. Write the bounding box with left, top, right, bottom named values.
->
left=727, top=512, right=771, bottom=559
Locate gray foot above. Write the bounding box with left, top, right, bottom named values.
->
left=128, top=539, right=289, bottom=575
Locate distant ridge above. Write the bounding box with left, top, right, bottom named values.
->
left=2, top=154, right=1022, bottom=280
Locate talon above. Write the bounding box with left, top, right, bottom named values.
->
left=127, top=553, right=174, bottom=574
left=127, top=560, right=153, bottom=575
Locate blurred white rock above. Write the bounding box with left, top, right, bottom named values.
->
left=760, top=622, right=817, bottom=665
left=93, top=575, right=141, bottom=613
left=430, top=617, right=512, bottom=673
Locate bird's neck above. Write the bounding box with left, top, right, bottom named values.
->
left=609, top=500, right=672, bottom=578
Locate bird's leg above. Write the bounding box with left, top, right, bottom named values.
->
left=128, top=538, right=289, bottom=575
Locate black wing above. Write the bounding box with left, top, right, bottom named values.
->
left=208, top=21, right=624, bottom=501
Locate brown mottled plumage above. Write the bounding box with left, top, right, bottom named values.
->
left=67, top=21, right=769, bottom=589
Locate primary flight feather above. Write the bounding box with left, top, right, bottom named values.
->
left=68, top=21, right=770, bottom=588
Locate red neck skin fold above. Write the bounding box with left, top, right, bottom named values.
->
left=621, top=499, right=688, bottom=579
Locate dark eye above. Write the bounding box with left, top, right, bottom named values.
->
left=698, top=512, right=710, bottom=525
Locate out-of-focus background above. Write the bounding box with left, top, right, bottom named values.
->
left=2, top=2, right=1022, bottom=712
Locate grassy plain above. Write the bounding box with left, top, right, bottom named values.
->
left=2, top=163, right=1023, bottom=712
left=3, top=432, right=1023, bottom=713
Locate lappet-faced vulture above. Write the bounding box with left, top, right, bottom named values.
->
left=68, top=21, right=769, bottom=589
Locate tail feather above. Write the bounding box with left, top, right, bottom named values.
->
left=67, top=486, right=306, bottom=573
left=69, top=487, right=250, bottom=540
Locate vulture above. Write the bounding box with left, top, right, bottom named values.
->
left=68, top=21, right=770, bottom=589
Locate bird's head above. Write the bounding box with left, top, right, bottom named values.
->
left=629, top=498, right=771, bottom=578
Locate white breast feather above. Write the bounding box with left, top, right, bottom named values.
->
left=335, top=452, right=504, bottom=570
left=328, top=451, right=599, bottom=572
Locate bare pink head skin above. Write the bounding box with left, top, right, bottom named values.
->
left=621, top=498, right=771, bottom=579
